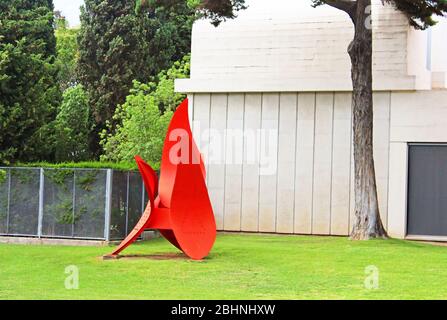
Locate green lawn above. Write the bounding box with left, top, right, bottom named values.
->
left=1, top=234, right=446, bottom=300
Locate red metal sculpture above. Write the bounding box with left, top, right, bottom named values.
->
left=107, top=99, right=216, bottom=260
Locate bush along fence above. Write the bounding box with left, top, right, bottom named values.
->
left=0, top=167, right=147, bottom=241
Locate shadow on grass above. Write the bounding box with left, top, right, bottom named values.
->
left=102, top=252, right=189, bottom=261
left=101, top=252, right=217, bottom=262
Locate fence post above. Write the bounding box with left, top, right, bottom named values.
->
left=125, top=171, right=130, bottom=236
left=6, top=169, right=11, bottom=235
left=141, top=178, right=145, bottom=214
left=104, top=169, right=113, bottom=242
left=37, top=168, right=44, bottom=238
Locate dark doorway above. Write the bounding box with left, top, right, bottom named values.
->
left=407, top=144, right=447, bottom=236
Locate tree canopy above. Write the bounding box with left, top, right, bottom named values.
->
left=197, top=0, right=247, bottom=26
left=55, top=28, right=79, bottom=91
left=100, top=55, right=191, bottom=168
left=0, top=0, right=61, bottom=164
left=77, top=0, right=196, bottom=155
left=53, top=85, right=92, bottom=162
left=312, top=0, right=447, bottom=29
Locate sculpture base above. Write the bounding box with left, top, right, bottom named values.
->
left=102, top=254, right=120, bottom=260
left=102, top=253, right=189, bottom=261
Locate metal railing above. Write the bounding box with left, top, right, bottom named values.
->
left=0, top=167, right=146, bottom=241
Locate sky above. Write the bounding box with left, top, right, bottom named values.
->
left=53, top=0, right=84, bottom=27
left=52, top=0, right=334, bottom=28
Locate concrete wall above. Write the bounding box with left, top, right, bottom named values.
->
left=430, top=19, right=447, bottom=88
left=176, top=0, right=445, bottom=93
left=177, top=1, right=447, bottom=239
left=431, top=19, right=447, bottom=72
left=189, top=2, right=406, bottom=78
left=188, top=92, right=391, bottom=235
left=189, top=90, right=447, bottom=238
left=387, top=90, right=447, bottom=238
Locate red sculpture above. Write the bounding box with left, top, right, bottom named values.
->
left=107, top=99, right=216, bottom=260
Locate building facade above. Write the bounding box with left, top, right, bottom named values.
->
left=175, top=0, right=447, bottom=240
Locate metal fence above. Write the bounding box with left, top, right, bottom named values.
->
left=0, top=167, right=146, bottom=241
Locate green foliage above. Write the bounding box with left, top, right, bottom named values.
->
left=42, top=168, right=100, bottom=226
left=45, top=196, right=84, bottom=225
left=0, top=0, right=245, bottom=165
left=55, top=28, right=79, bottom=91
left=11, top=168, right=33, bottom=184
left=43, top=167, right=99, bottom=189
left=77, top=170, right=99, bottom=191
left=0, top=169, right=6, bottom=184
left=44, top=169, right=74, bottom=188
left=100, top=55, right=191, bottom=167
left=383, top=0, right=447, bottom=29
left=312, top=0, right=447, bottom=30
left=53, top=85, right=93, bottom=162
left=54, top=10, right=69, bottom=30
left=146, top=55, right=192, bottom=113
left=197, top=0, right=247, bottom=26
left=99, top=82, right=173, bottom=169
left=53, top=199, right=76, bottom=225
left=0, top=0, right=61, bottom=165
left=77, top=0, right=195, bottom=155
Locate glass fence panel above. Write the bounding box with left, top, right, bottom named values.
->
left=8, top=168, right=40, bottom=236
left=73, top=170, right=107, bottom=239
left=110, top=171, right=128, bottom=240
left=0, top=169, right=9, bottom=234
left=42, top=169, right=75, bottom=237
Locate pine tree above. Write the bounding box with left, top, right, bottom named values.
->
left=77, top=0, right=196, bottom=156
left=0, top=0, right=61, bottom=164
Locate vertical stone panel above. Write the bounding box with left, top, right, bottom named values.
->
left=312, top=93, right=334, bottom=235
left=330, top=93, right=352, bottom=235
left=294, top=93, right=316, bottom=234
left=241, top=94, right=262, bottom=232
left=258, top=93, right=279, bottom=232
left=224, top=94, right=245, bottom=231
left=276, top=93, right=297, bottom=233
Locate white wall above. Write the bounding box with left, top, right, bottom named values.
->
left=177, top=0, right=428, bottom=93
left=189, top=91, right=391, bottom=236
left=179, top=1, right=447, bottom=239
left=190, top=90, right=447, bottom=238
left=387, top=90, right=447, bottom=238
left=430, top=19, right=447, bottom=88
left=228, top=0, right=338, bottom=20
left=431, top=19, right=447, bottom=73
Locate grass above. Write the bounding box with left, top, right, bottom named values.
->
left=1, top=234, right=447, bottom=300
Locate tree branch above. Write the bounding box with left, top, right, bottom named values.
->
left=322, top=0, right=358, bottom=23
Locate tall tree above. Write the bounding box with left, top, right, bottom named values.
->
left=77, top=0, right=196, bottom=156
left=311, top=0, right=447, bottom=239
left=53, top=85, right=92, bottom=162
left=55, top=27, right=79, bottom=91
left=0, top=0, right=61, bottom=164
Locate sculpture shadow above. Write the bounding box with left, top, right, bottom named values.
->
left=102, top=252, right=189, bottom=261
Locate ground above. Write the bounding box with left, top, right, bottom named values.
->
left=1, top=234, right=446, bottom=299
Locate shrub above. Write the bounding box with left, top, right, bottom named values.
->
left=100, top=55, right=190, bottom=169
left=0, top=169, right=6, bottom=184
left=53, top=85, right=93, bottom=162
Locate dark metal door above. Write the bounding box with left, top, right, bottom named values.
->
left=407, top=144, right=447, bottom=236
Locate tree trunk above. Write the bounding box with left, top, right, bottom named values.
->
left=348, top=0, right=387, bottom=239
